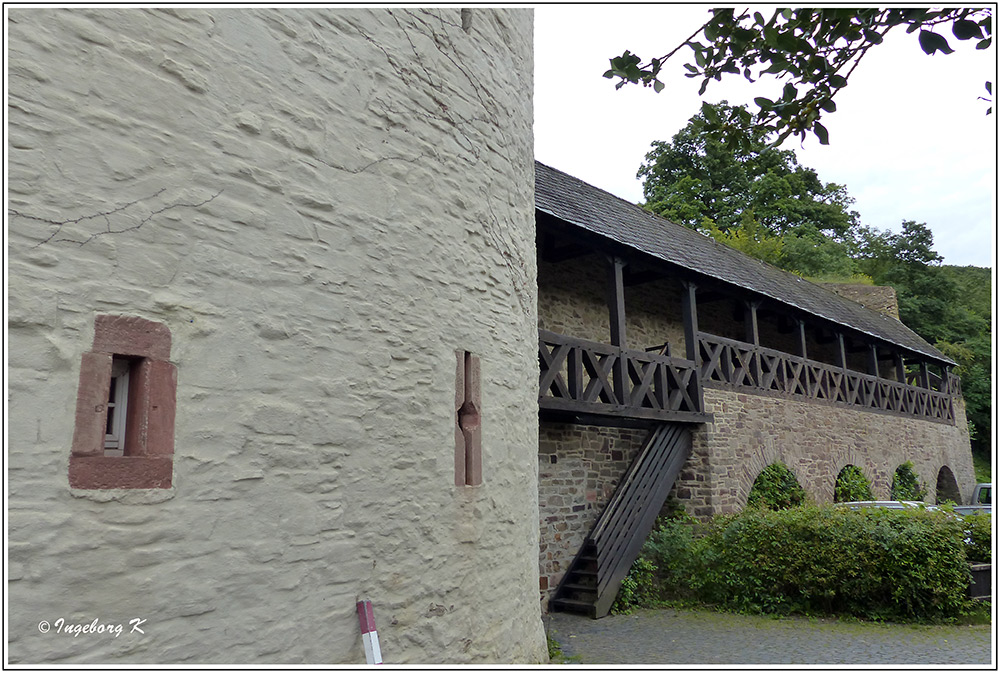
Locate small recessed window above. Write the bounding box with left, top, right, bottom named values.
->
left=70, top=315, right=177, bottom=490
left=104, top=357, right=131, bottom=456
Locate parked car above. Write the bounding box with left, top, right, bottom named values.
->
left=952, top=505, right=992, bottom=517
left=971, top=483, right=991, bottom=506
left=834, top=500, right=940, bottom=511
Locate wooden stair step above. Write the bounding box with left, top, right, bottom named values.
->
left=549, top=598, right=597, bottom=618
left=560, top=582, right=597, bottom=593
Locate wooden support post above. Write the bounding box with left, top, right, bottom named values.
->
left=744, top=300, right=760, bottom=385
left=920, top=361, right=931, bottom=389
left=835, top=333, right=848, bottom=400
left=868, top=344, right=880, bottom=378
left=835, top=333, right=848, bottom=369
left=894, top=353, right=907, bottom=384
left=607, top=256, right=627, bottom=348
left=681, top=281, right=699, bottom=363
left=607, top=256, right=628, bottom=404
left=796, top=320, right=808, bottom=360
left=744, top=300, right=760, bottom=345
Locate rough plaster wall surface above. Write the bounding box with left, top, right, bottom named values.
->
left=681, top=387, right=976, bottom=515
left=8, top=8, right=545, bottom=664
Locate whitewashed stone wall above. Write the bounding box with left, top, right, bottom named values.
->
left=8, top=8, right=545, bottom=664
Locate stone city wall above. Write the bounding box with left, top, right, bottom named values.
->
left=8, top=8, right=545, bottom=664
left=535, top=247, right=976, bottom=604
left=677, top=386, right=976, bottom=516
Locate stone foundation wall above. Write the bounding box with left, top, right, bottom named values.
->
left=537, top=423, right=647, bottom=607
left=675, top=386, right=976, bottom=517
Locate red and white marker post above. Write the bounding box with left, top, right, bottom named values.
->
left=356, top=600, right=382, bottom=665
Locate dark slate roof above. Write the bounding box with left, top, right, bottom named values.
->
left=535, top=160, right=952, bottom=365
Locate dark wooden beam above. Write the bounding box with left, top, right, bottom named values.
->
left=835, top=333, right=848, bottom=370
left=681, top=280, right=699, bottom=362
left=894, top=353, right=907, bottom=384
left=796, top=320, right=808, bottom=359
left=744, top=300, right=761, bottom=384
left=868, top=344, right=880, bottom=378
left=920, top=361, right=931, bottom=389
left=607, top=256, right=627, bottom=348
left=744, top=300, right=761, bottom=346
left=608, top=256, right=628, bottom=404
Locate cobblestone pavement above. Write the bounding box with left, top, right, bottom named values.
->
left=545, top=608, right=995, bottom=666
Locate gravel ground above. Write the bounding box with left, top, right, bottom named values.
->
left=545, top=607, right=995, bottom=666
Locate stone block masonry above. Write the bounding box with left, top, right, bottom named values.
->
left=7, top=8, right=545, bottom=664
left=537, top=385, right=975, bottom=611
left=538, top=423, right=648, bottom=607
left=677, top=386, right=976, bottom=516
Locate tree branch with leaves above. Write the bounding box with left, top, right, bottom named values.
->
left=605, top=8, right=993, bottom=148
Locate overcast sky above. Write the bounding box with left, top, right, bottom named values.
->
left=534, top=5, right=997, bottom=268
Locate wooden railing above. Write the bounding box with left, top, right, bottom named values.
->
left=538, top=329, right=704, bottom=422
left=697, top=332, right=955, bottom=423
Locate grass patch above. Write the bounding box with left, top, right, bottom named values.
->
left=546, top=631, right=581, bottom=664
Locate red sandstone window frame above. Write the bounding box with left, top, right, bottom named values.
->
left=69, top=315, right=177, bottom=489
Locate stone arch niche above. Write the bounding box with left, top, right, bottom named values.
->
left=746, top=462, right=807, bottom=510
left=833, top=464, right=874, bottom=502
left=890, top=461, right=927, bottom=501
left=935, top=465, right=962, bottom=505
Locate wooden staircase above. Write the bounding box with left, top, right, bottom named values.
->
left=549, top=423, right=692, bottom=618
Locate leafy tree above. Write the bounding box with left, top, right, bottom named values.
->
left=834, top=465, right=873, bottom=503
left=703, top=212, right=784, bottom=267
left=640, top=102, right=858, bottom=236
left=891, top=461, right=927, bottom=501
left=640, top=103, right=992, bottom=458
left=853, top=224, right=993, bottom=455
left=605, top=8, right=993, bottom=147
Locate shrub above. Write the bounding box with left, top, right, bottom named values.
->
left=611, top=556, right=658, bottom=614
left=695, top=505, right=970, bottom=619
left=834, top=465, right=873, bottom=502
left=746, top=462, right=806, bottom=510
left=891, top=461, right=927, bottom=501
left=614, top=504, right=976, bottom=621
left=964, top=513, right=992, bottom=563
left=612, top=512, right=705, bottom=612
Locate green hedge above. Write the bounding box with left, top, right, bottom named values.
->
left=616, top=505, right=979, bottom=621
left=963, top=512, right=992, bottom=563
